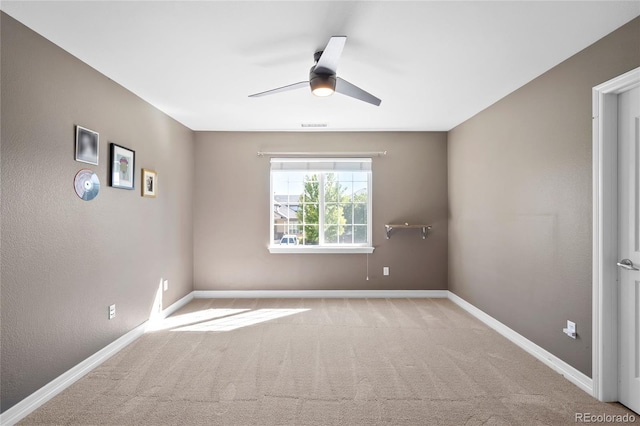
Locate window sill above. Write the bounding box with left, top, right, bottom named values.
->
left=268, top=246, right=375, bottom=254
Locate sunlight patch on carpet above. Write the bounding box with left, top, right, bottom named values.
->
left=147, top=308, right=250, bottom=331
left=172, top=308, right=310, bottom=332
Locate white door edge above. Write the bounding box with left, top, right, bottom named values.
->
left=592, top=67, right=640, bottom=402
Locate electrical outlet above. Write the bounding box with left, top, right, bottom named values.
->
left=563, top=320, right=576, bottom=339
left=163, top=280, right=168, bottom=291
left=109, top=304, right=116, bottom=320
left=383, top=267, right=390, bottom=276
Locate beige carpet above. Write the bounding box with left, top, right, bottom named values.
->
left=20, top=298, right=635, bottom=425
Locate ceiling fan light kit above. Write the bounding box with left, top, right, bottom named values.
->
left=310, top=73, right=336, bottom=97
left=249, top=36, right=381, bottom=106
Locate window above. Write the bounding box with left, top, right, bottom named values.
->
left=270, top=158, right=373, bottom=254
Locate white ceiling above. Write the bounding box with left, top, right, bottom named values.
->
left=2, top=1, right=638, bottom=131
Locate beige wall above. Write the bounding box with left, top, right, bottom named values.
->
left=194, top=132, right=448, bottom=291
left=0, top=13, right=195, bottom=411
left=448, top=17, right=640, bottom=376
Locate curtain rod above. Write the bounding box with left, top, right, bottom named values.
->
left=257, top=151, right=387, bottom=157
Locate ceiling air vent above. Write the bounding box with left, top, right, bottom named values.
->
left=301, top=123, right=328, bottom=128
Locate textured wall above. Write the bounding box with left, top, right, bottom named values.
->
left=194, top=132, right=448, bottom=291
left=0, top=13, right=195, bottom=411
left=448, top=17, right=640, bottom=376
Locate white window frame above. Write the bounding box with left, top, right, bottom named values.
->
left=269, top=158, right=374, bottom=254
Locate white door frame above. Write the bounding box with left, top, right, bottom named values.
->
left=592, top=67, right=640, bottom=401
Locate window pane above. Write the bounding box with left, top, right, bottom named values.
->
left=274, top=173, right=303, bottom=191
left=288, top=172, right=307, bottom=182
left=324, top=225, right=339, bottom=244
left=342, top=204, right=354, bottom=225
left=272, top=173, right=289, bottom=195
left=324, top=173, right=341, bottom=202
left=287, top=182, right=304, bottom=203
left=340, top=226, right=353, bottom=244
left=273, top=222, right=285, bottom=243
left=354, top=225, right=368, bottom=244
left=353, top=183, right=367, bottom=201
left=340, top=181, right=353, bottom=202
left=281, top=219, right=292, bottom=235
left=336, top=172, right=352, bottom=182
left=302, top=203, right=319, bottom=225
left=353, top=172, right=368, bottom=182
left=354, top=203, right=367, bottom=224
left=324, top=203, right=343, bottom=225
left=325, top=190, right=337, bottom=203
left=302, top=225, right=319, bottom=245
left=303, top=175, right=319, bottom=202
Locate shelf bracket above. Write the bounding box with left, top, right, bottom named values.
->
left=420, top=226, right=429, bottom=239
left=384, top=224, right=432, bottom=239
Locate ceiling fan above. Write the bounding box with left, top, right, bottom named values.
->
left=248, top=36, right=381, bottom=106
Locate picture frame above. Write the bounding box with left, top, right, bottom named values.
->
left=141, top=168, right=157, bottom=198
left=75, top=125, right=99, bottom=165
left=110, top=143, right=135, bottom=189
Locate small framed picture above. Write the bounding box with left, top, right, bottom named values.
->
left=75, top=125, right=99, bottom=165
left=141, top=168, right=157, bottom=198
left=110, top=143, right=135, bottom=189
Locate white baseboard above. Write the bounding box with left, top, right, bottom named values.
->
left=161, top=292, right=194, bottom=318
left=447, top=291, right=593, bottom=395
left=193, top=289, right=449, bottom=299
left=0, top=293, right=194, bottom=426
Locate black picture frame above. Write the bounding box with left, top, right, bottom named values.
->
left=110, top=143, right=135, bottom=190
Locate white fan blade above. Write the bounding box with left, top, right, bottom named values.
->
left=249, top=81, right=309, bottom=97
left=315, top=36, right=346, bottom=74
left=335, top=78, right=381, bottom=106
